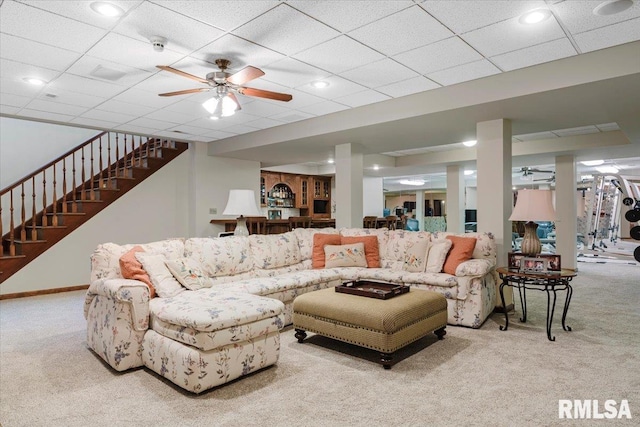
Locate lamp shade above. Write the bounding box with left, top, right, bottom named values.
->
left=223, top=189, right=262, bottom=216
left=509, top=189, right=556, bottom=222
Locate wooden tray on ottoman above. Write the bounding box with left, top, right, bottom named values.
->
left=336, top=280, right=410, bottom=300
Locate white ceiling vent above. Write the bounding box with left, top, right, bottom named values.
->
left=89, top=65, right=127, bottom=82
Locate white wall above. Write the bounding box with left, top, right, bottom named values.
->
left=0, top=117, right=98, bottom=187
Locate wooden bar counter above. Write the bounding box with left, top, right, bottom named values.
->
left=210, top=218, right=336, bottom=234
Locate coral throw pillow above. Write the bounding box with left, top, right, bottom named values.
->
left=443, top=236, right=478, bottom=275
left=312, top=233, right=342, bottom=269
left=324, top=243, right=367, bottom=268
left=119, top=246, right=155, bottom=298
left=340, top=235, right=381, bottom=267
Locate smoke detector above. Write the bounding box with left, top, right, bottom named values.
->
left=149, top=36, right=167, bottom=52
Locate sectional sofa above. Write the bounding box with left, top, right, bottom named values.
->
left=84, top=227, right=497, bottom=393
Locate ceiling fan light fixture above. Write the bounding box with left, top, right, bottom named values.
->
left=518, top=8, right=552, bottom=25
left=203, top=94, right=239, bottom=118
left=90, top=1, right=124, bottom=17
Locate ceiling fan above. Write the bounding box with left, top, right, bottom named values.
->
left=534, top=171, right=555, bottom=183
left=516, top=166, right=554, bottom=178
left=156, top=59, right=292, bottom=119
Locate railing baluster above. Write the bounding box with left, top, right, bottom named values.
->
left=20, top=183, right=26, bottom=241
left=9, top=190, right=16, bottom=256
left=31, top=177, right=37, bottom=240
left=89, top=141, right=95, bottom=201
left=123, top=134, right=128, bottom=177
left=51, top=164, right=58, bottom=226
left=98, top=135, right=104, bottom=189
left=115, top=133, right=120, bottom=178
left=41, top=170, right=48, bottom=227
left=107, top=133, right=112, bottom=188
left=138, top=135, right=144, bottom=167
left=62, top=158, right=67, bottom=213
left=145, top=136, right=150, bottom=160
left=71, top=152, right=77, bottom=213
left=80, top=146, right=86, bottom=201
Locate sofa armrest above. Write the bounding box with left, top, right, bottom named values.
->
left=455, top=258, right=494, bottom=278
left=84, top=278, right=151, bottom=331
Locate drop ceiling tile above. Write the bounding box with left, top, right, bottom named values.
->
left=0, top=105, right=20, bottom=115
left=0, top=93, right=32, bottom=108
left=348, top=5, right=454, bottom=56
left=393, top=37, right=483, bottom=74
left=163, top=99, right=208, bottom=116
left=112, top=2, right=224, bottom=55
left=126, top=117, right=175, bottom=131
left=269, top=110, right=315, bottom=123
left=166, top=124, right=213, bottom=135
left=131, top=73, right=201, bottom=96
left=26, top=98, right=88, bottom=116
left=376, top=76, right=440, bottom=97
left=85, top=33, right=184, bottom=73
left=65, top=56, right=152, bottom=87
left=0, top=77, right=44, bottom=97
left=461, top=15, right=566, bottom=57
left=233, top=4, right=340, bottom=55
left=49, top=74, right=125, bottom=98
left=573, top=18, right=640, bottom=53
left=0, top=1, right=107, bottom=53
left=340, top=58, right=419, bottom=88
left=298, top=101, right=350, bottom=116
left=145, top=108, right=200, bottom=124
left=490, top=38, right=577, bottom=72
left=215, top=124, right=261, bottom=135
left=261, top=57, right=331, bottom=88
left=293, top=36, right=385, bottom=74
left=288, top=0, right=413, bottom=32
left=95, top=99, right=156, bottom=116
left=80, top=109, right=138, bottom=123
left=552, top=1, right=640, bottom=34
left=202, top=129, right=238, bottom=140
left=155, top=0, right=279, bottom=31
left=244, top=117, right=287, bottom=130
left=69, top=117, right=120, bottom=129
left=420, top=0, right=546, bottom=34
left=236, top=99, right=291, bottom=118
left=514, top=131, right=558, bottom=141
left=114, top=124, right=159, bottom=135
left=333, top=90, right=390, bottom=108
left=112, top=88, right=180, bottom=108
left=0, top=59, right=60, bottom=83
left=16, top=0, right=143, bottom=30
left=553, top=125, right=600, bottom=137
left=19, top=109, right=74, bottom=122
left=37, top=89, right=107, bottom=109
left=427, top=59, right=501, bottom=86
left=296, top=75, right=368, bottom=100
left=190, top=34, right=285, bottom=69
left=0, top=34, right=80, bottom=72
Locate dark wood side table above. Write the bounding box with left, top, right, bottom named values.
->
left=496, top=267, right=577, bottom=341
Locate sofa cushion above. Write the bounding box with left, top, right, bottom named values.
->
left=135, top=252, right=185, bottom=298
left=119, top=246, right=155, bottom=297
left=324, top=243, right=367, bottom=268
left=312, top=233, right=342, bottom=268
left=385, top=230, right=430, bottom=262
left=443, top=236, right=477, bottom=275
left=184, top=236, right=253, bottom=277
left=249, top=232, right=301, bottom=269
left=425, top=239, right=452, bottom=273
left=340, top=227, right=389, bottom=262
left=402, top=239, right=430, bottom=272
left=340, top=235, right=380, bottom=267
left=214, top=270, right=343, bottom=297
left=164, top=257, right=211, bottom=291
left=294, top=227, right=339, bottom=261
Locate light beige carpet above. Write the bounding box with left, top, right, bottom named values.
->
left=1, top=262, right=639, bottom=427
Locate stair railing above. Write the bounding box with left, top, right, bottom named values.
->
left=1, top=132, right=173, bottom=255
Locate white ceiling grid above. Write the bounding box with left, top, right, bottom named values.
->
left=0, top=0, right=639, bottom=144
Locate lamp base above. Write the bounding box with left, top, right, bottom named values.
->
left=233, top=216, right=250, bottom=236
left=520, top=221, right=541, bottom=256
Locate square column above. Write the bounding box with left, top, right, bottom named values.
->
left=477, top=119, right=513, bottom=308
left=446, top=165, right=465, bottom=233
left=415, top=190, right=425, bottom=230
left=555, top=155, right=578, bottom=270
left=335, top=143, right=364, bottom=228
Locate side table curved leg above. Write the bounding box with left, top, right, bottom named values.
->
left=561, top=283, right=573, bottom=332
left=499, top=281, right=509, bottom=331
left=546, top=287, right=557, bottom=341
left=519, top=284, right=527, bottom=323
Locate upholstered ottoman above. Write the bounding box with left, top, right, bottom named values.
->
left=142, top=291, right=285, bottom=393
left=293, top=287, right=446, bottom=369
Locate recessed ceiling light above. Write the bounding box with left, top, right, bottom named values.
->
left=593, top=0, right=633, bottom=16
left=462, top=140, right=477, bottom=147
left=596, top=166, right=619, bottom=174
left=518, top=8, right=552, bottom=25
left=464, top=170, right=474, bottom=176
left=399, top=179, right=425, bottom=186
left=327, top=159, right=334, bottom=164
left=581, top=160, right=605, bottom=166
left=90, top=2, right=125, bottom=17
left=311, top=81, right=330, bottom=89
left=23, top=77, right=45, bottom=86
left=373, top=164, right=380, bottom=171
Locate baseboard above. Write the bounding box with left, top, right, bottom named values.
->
left=493, top=304, right=514, bottom=314
left=0, top=284, right=89, bottom=300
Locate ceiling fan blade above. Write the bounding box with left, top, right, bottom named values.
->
left=156, top=65, right=208, bottom=84
left=238, top=87, right=293, bottom=102
left=227, top=92, right=242, bottom=111
left=158, top=88, right=211, bottom=97
left=227, top=66, right=265, bottom=86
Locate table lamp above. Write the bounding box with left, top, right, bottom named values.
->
left=509, top=189, right=556, bottom=256
left=222, top=189, right=262, bottom=236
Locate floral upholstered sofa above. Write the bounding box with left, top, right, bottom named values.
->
left=84, top=228, right=497, bottom=393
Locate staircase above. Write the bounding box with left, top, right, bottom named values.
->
left=0, top=132, right=189, bottom=284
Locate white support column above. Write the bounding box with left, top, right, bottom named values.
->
left=555, top=155, right=578, bottom=270
left=335, top=143, right=363, bottom=228
left=363, top=176, right=384, bottom=217
left=477, top=119, right=513, bottom=308
left=446, top=165, right=465, bottom=233
left=415, top=190, right=425, bottom=230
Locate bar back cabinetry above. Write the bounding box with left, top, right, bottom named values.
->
left=261, top=171, right=331, bottom=218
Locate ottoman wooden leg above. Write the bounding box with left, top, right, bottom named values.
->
left=295, top=329, right=307, bottom=343
left=434, top=327, right=446, bottom=340
left=381, top=353, right=393, bottom=369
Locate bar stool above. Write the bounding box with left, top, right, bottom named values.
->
left=246, top=216, right=267, bottom=234
left=289, top=216, right=312, bottom=231
left=363, top=216, right=378, bottom=228
left=385, top=215, right=398, bottom=230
